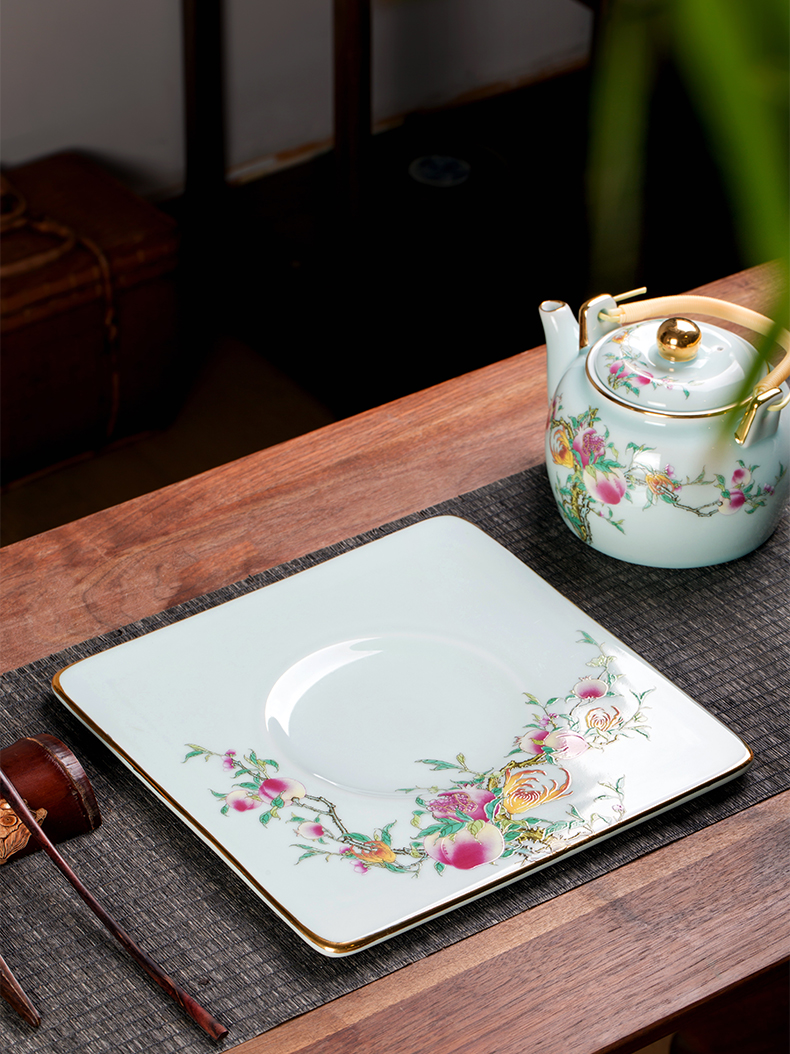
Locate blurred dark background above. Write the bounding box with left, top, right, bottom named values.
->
left=183, top=61, right=742, bottom=419
left=0, top=2, right=747, bottom=543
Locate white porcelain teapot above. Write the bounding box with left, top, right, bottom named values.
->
left=539, top=290, right=790, bottom=567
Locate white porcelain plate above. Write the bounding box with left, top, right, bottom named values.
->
left=53, top=516, right=751, bottom=956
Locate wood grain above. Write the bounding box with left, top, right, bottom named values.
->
left=0, top=263, right=786, bottom=1054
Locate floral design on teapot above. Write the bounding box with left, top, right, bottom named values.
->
left=548, top=398, right=786, bottom=545
left=602, top=331, right=701, bottom=401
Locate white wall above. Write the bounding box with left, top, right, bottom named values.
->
left=1, top=0, right=592, bottom=198
left=0, top=0, right=185, bottom=195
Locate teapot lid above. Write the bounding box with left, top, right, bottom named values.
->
left=588, top=317, right=761, bottom=414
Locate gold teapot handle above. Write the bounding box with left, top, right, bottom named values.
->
left=600, top=294, right=790, bottom=444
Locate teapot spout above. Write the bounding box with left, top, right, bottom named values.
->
left=540, top=300, right=580, bottom=401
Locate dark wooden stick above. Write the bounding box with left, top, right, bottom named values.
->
left=333, top=0, right=372, bottom=229
left=0, top=764, right=228, bottom=1041
left=0, top=949, right=41, bottom=1027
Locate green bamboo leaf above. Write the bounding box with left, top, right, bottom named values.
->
left=674, top=0, right=789, bottom=272
left=588, top=0, right=659, bottom=289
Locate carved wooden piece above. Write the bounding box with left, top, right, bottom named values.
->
left=0, top=734, right=101, bottom=863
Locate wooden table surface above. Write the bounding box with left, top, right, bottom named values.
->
left=2, top=265, right=787, bottom=1053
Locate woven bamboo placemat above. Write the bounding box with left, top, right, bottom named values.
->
left=2, top=465, right=788, bottom=1053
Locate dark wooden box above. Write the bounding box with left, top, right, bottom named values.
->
left=1, top=152, right=181, bottom=483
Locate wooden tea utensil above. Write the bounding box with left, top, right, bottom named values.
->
left=1, top=733, right=97, bottom=1027
left=0, top=949, right=41, bottom=1027
left=0, top=762, right=229, bottom=1040
left=0, top=733, right=101, bottom=864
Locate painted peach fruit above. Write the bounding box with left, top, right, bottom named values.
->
left=259, top=777, right=306, bottom=803
left=423, top=822, right=505, bottom=870
left=225, top=789, right=261, bottom=812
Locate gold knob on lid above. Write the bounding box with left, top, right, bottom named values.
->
left=657, top=317, right=701, bottom=362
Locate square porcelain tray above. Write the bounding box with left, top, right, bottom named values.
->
left=53, top=516, right=751, bottom=956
